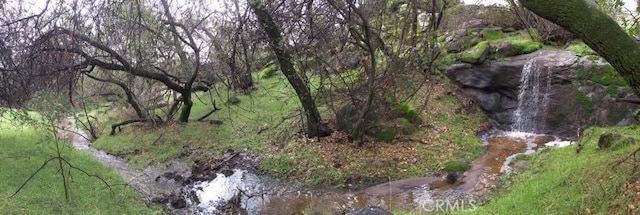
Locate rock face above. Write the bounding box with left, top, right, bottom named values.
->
left=446, top=50, right=639, bottom=137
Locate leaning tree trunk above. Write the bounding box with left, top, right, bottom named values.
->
left=248, top=0, right=332, bottom=138
left=519, top=0, right=640, bottom=96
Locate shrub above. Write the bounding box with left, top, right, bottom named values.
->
left=374, top=125, right=395, bottom=143
left=391, top=103, right=422, bottom=124
left=443, top=160, right=469, bottom=171
left=259, top=63, right=279, bottom=79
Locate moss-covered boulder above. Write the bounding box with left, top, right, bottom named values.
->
left=459, top=41, right=491, bottom=64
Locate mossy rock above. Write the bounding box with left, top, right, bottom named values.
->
left=480, top=28, right=505, bottom=40
left=459, top=41, right=491, bottom=64
left=374, top=125, right=395, bottom=143
left=597, top=133, right=637, bottom=150
left=509, top=39, right=542, bottom=54
left=443, top=160, right=469, bottom=171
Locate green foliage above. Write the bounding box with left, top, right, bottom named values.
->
left=443, top=160, right=469, bottom=171
left=374, top=125, right=396, bottom=143
left=437, top=53, right=458, bottom=68
left=398, top=117, right=416, bottom=134
left=0, top=117, right=157, bottom=214
left=259, top=62, right=279, bottom=79
left=607, top=85, right=619, bottom=96
left=574, top=91, right=594, bottom=116
left=391, top=103, right=422, bottom=124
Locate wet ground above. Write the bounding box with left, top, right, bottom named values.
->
left=60, top=118, right=573, bottom=214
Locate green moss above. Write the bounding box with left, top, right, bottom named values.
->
left=391, top=103, right=422, bottom=124
left=586, top=55, right=599, bottom=61
left=438, top=54, right=457, bottom=68
left=510, top=39, right=542, bottom=54
left=591, top=65, right=619, bottom=86
left=607, top=85, right=619, bottom=96
left=574, top=91, right=593, bottom=116
left=566, top=42, right=596, bottom=56
left=459, top=41, right=489, bottom=64
left=481, top=28, right=506, bottom=40
left=443, top=160, right=469, bottom=171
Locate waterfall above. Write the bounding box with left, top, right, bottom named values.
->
left=512, top=59, right=552, bottom=133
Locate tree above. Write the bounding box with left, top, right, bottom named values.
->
left=519, top=0, right=640, bottom=96
left=248, top=0, right=332, bottom=138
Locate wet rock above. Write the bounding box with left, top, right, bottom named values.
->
left=152, top=194, right=187, bottom=209
left=445, top=172, right=459, bottom=184
left=446, top=50, right=639, bottom=137
left=347, top=206, right=393, bottom=215
left=171, top=197, right=187, bottom=209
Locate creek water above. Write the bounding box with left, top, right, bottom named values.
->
left=181, top=131, right=571, bottom=214
left=58, top=118, right=191, bottom=203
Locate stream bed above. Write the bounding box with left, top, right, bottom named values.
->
left=60, top=118, right=572, bottom=214
left=183, top=131, right=573, bottom=214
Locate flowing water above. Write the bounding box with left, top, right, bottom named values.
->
left=512, top=59, right=552, bottom=133
left=58, top=118, right=191, bottom=203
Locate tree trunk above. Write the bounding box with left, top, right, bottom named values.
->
left=178, top=91, right=192, bottom=123
left=520, top=0, right=640, bottom=96
left=248, top=0, right=332, bottom=138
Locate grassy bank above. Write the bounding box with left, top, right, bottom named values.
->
left=0, top=115, right=159, bottom=214
left=457, top=126, right=640, bottom=214
left=90, top=74, right=489, bottom=188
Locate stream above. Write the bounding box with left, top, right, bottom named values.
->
left=60, top=117, right=572, bottom=214
left=182, top=131, right=573, bottom=214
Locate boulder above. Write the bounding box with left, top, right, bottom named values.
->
left=459, top=41, right=491, bottom=64
left=598, top=133, right=637, bottom=150
left=446, top=50, right=639, bottom=137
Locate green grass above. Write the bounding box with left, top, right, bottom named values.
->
left=0, top=114, right=158, bottom=214
left=454, top=126, right=640, bottom=214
